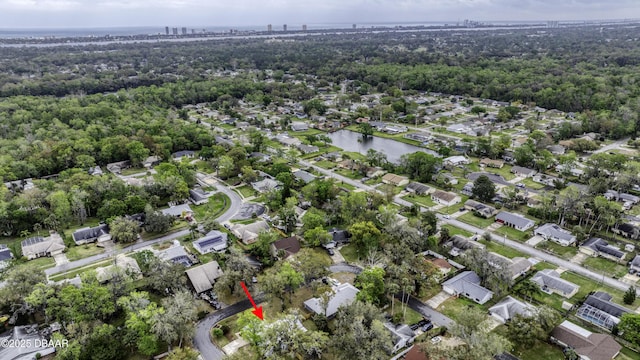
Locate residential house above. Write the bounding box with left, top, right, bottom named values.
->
left=530, top=269, right=579, bottom=298
left=405, top=182, right=432, bottom=195
left=464, top=199, right=498, bottom=218
left=271, top=236, right=302, bottom=259
left=72, top=224, right=111, bottom=245
left=384, top=125, right=408, bottom=134
left=576, top=292, right=631, bottom=331
left=533, top=174, right=561, bottom=187
left=328, top=228, right=351, bottom=244
left=158, top=242, right=193, bottom=267
left=293, top=170, right=317, bottom=184
left=551, top=320, right=622, bottom=360
left=142, top=155, right=162, bottom=169
left=193, top=230, right=228, bottom=254
left=580, top=237, right=626, bottom=263
left=366, top=167, right=386, bottom=178
left=291, top=122, right=309, bottom=131
left=604, top=190, right=640, bottom=209
left=431, top=190, right=461, bottom=206
left=381, top=173, right=409, bottom=187
left=185, top=261, right=224, bottom=294
left=231, top=220, right=270, bottom=245
left=442, top=271, right=493, bottom=305
left=613, top=223, right=640, bottom=240
left=427, top=258, right=453, bottom=279
left=297, top=144, right=319, bottom=154
left=215, top=135, right=235, bottom=147
left=304, top=282, right=359, bottom=318
left=495, top=211, right=535, bottom=231
left=171, top=150, right=196, bottom=161
left=88, top=166, right=103, bottom=176
left=629, top=254, right=640, bottom=273
left=489, top=296, right=536, bottom=323
left=249, top=152, right=272, bottom=163
left=461, top=182, right=474, bottom=196
left=480, top=158, right=505, bottom=168
left=534, top=223, right=576, bottom=246
left=438, top=172, right=459, bottom=185
left=511, top=166, right=537, bottom=178
left=384, top=323, right=417, bottom=353
left=547, top=145, right=566, bottom=155
left=445, top=235, right=485, bottom=257
left=96, top=254, right=142, bottom=283
left=0, top=244, right=13, bottom=270
left=444, top=155, right=470, bottom=167
left=488, top=253, right=532, bottom=280
left=106, top=160, right=131, bottom=174
left=0, top=325, right=58, bottom=360
left=21, top=232, right=66, bottom=260
left=404, top=132, right=432, bottom=143
left=189, top=188, right=211, bottom=205
left=447, top=123, right=471, bottom=134
left=275, top=133, right=302, bottom=147
left=161, top=204, right=193, bottom=218
left=251, top=178, right=279, bottom=193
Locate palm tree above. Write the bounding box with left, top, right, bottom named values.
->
left=516, top=280, right=541, bottom=303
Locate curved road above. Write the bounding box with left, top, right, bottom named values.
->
left=45, top=181, right=243, bottom=277
left=301, top=160, right=633, bottom=293
left=194, top=262, right=453, bottom=360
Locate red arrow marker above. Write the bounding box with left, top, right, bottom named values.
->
left=240, top=281, right=264, bottom=320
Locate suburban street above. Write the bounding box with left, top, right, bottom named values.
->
left=45, top=181, right=244, bottom=277
left=300, top=160, right=634, bottom=293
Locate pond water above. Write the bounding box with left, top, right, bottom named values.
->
left=325, top=129, right=437, bottom=163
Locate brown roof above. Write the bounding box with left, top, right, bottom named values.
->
left=551, top=321, right=621, bottom=360
left=272, top=236, right=301, bottom=258
left=432, top=190, right=458, bottom=202
left=429, top=258, right=453, bottom=270
left=480, top=158, right=504, bottom=167
left=405, top=345, right=429, bottom=360
left=382, top=173, right=408, bottom=185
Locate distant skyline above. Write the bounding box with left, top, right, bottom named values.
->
left=0, top=0, right=638, bottom=28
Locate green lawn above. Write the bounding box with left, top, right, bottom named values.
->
left=536, top=241, right=579, bottom=259
left=334, top=169, right=362, bottom=180
left=341, top=151, right=366, bottom=161
left=402, top=194, right=436, bottom=208
left=620, top=347, right=640, bottom=360
left=458, top=212, right=494, bottom=229
left=582, top=256, right=628, bottom=279
left=119, top=167, right=147, bottom=176
left=486, top=164, right=516, bottom=181
left=519, top=177, right=546, bottom=190
left=191, top=193, right=231, bottom=221
left=494, top=225, right=532, bottom=241
left=437, top=297, right=485, bottom=322
left=560, top=271, right=639, bottom=307
left=513, top=340, right=565, bottom=360
left=65, top=244, right=105, bottom=261
left=339, top=243, right=360, bottom=263
left=236, top=185, right=256, bottom=198
left=479, top=239, right=527, bottom=259
left=387, top=299, right=424, bottom=325
left=314, top=160, right=337, bottom=169
left=48, top=259, right=111, bottom=281
left=441, top=224, right=473, bottom=238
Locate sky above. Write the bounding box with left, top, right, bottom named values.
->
left=0, top=0, right=638, bottom=28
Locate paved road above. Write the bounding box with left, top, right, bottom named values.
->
left=593, top=137, right=630, bottom=154
left=45, top=182, right=243, bottom=277
left=194, top=296, right=265, bottom=360
left=302, top=159, right=634, bottom=293
left=403, top=295, right=454, bottom=328
left=443, top=217, right=634, bottom=292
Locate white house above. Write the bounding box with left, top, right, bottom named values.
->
left=431, top=190, right=461, bottom=206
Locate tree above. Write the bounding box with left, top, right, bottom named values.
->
left=625, top=287, right=637, bottom=305
left=214, top=248, right=257, bottom=298
left=166, top=347, right=200, bottom=360
left=47, top=190, right=72, bottom=229
left=472, top=175, right=496, bottom=202
left=109, top=216, right=139, bottom=243
left=619, top=313, right=640, bottom=346
left=506, top=314, right=544, bottom=348
left=260, top=262, right=303, bottom=310
left=303, top=226, right=332, bottom=247
left=301, top=208, right=327, bottom=233
left=153, top=291, right=197, bottom=349
left=146, top=257, right=187, bottom=293
left=400, top=151, right=441, bottom=183
left=349, top=221, right=382, bottom=256
left=423, top=307, right=511, bottom=360
left=332, top=301, right=394, bottom=360
left=127, top=140, right=150, bottom=166
left=515, top=280, right=541, bottom=303
left=0, top=267, right=46, bottom=316
left=359, top=123, right=374, bottom=138
left=144, top=205, right=174, bottom=233
left=293, top=248, right=330, bottom=283
left=355, top=267, right=386, bottom=305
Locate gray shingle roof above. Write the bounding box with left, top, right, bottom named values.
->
left=293, top=170, right=317, bottom=183
left=581, top=237, right=625, bottom=259
left=406, top=182, right=431, bottom=194
left=161, top=204, right=193, bottom=217
left=443, top=271, right=493, bottom=302
left=72, top=224, right=109, bottom=244
left=496, top=211, right=534, bottom=229
left=531, top=269, right=579, bottom=296
left=194, top=231, right=228, bottom=254
left=185, top=261, right=224, bottom=294
left=489, top=296, right=536, bottom=322
left=535, top=223, right=576, bottom=243
left=583, top=292, right=631, bottom=318
left=304, top=282, right=359, bottom=318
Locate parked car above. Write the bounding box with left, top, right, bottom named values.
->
left=327, top=248, right=335, bottom=256
left=421, top=322, right=434, bottom=332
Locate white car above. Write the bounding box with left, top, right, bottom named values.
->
left=443, top=215, right=450, bottom=219
left=430, top=336, right=442, bottom=345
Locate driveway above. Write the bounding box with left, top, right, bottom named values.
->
left=232, top=203, right=266, bottom=221
left=53, top=253, right=69, bottom=266
left=426, top=291, right=451, bottom=309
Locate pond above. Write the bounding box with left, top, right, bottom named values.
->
left=325, top=130, right=438, bottom=163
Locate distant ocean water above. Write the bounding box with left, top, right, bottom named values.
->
left=0, top=21, right=549, bottom=39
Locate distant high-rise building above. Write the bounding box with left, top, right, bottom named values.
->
left=352, top=24, right=356, bottom=30
left=192, top=29, right=196, bottom=34
left=267, top=24, right=272, bottom=32
left=181, top=27, right=187, bottom=35
left=165, top=26, right=170, bottom=35
left=283, top=24, right=287, bottom=31
left=547, top=21, right=559, bottom=28
left=302, top=24, right=307, bottom=31
left=172, top=27, right=178, bottom=35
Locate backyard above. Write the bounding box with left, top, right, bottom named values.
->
left=458, top=212, right=494, bottom=229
